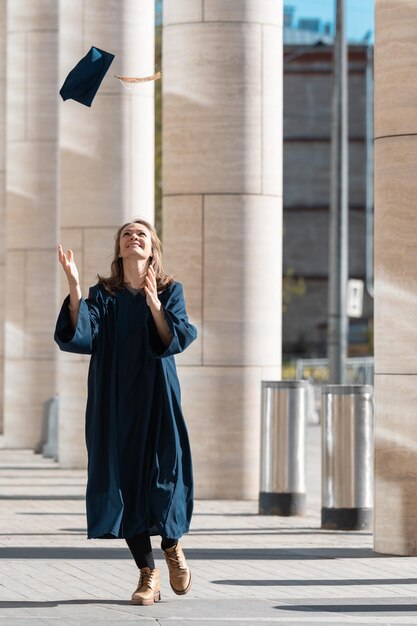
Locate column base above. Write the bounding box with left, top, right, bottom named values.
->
left=259, top=491, right=306, bottom=516
left=321, top=507, right=372, bottom=530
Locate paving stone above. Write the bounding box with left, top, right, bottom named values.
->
left=1, top=427, right=417, bottom=625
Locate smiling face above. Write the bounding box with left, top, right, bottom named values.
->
left=119, top=222, right=153, bottom=262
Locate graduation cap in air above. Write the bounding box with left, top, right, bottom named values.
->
left=60, top=46, right=115, bottom=107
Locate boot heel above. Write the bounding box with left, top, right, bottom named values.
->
left=154, top=591, right=161, bottom=602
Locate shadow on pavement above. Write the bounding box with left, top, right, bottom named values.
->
left=0, top=547, right=384, bottom=560
left=213, top=578, right=417, bottom=586
left=187, top=529, right=372, bottom=536
left=0, top=496, right=84, bottom=500
left=17, top=512, right=84, bottom=515
left=0, top=600, right=130, bottom=609
left=276, top=603, right=417, bottom=614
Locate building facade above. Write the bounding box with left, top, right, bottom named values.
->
left=282, top=43, right=374, bottom=358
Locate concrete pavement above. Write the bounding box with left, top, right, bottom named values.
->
left=1, top=427, right=417, bottom=625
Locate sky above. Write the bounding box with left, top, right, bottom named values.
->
left=286, top=0, right=374, bottom=42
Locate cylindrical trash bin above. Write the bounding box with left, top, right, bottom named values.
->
left=321, top=384, right=374, bottom=530
left=259, top=380, right=309, bottom=516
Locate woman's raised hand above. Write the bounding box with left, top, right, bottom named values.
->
left=58, top=245, right=80, bottom=287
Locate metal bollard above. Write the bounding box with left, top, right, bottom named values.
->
left=259, top=380, right=309, bottom=516
left=321, top=384, right=374, bottom=530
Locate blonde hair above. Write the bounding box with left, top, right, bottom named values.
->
left=97, top=219, right=174, bottom=295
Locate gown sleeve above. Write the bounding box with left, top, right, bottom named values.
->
left=148, top=281, right=197, bottom=359
left=54, top=286, right=101, bottom=355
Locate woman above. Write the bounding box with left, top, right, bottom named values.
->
left=54, top=218, right=197, bottom=605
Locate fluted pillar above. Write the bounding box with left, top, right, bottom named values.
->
left=58, top=0, right=155, bottom=467
left=0, top=1, right=5, bottom=433
left=4, top=1, right=59, bottom=447
left=163, top=0, right=283, bottom=498
left=374, top=0, right=417, bottom=554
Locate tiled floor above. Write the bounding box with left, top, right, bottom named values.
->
left=1, top=427, right=417, bottom=624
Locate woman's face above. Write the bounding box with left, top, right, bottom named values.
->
left=119, top=223, right=153, bottom=263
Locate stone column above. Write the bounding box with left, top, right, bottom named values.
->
left=58, top=0, right=155, bottom=467
left=0, top=1, right=5, bottom=433
left=3, top=1, right=59, bottom=448
left=374, top=0, right=417, bottom=554
left=163, top=0, right=282, bottom=498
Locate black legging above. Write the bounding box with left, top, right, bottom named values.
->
left=126, top=532, right=178, bottom=570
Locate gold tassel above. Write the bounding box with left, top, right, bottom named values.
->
left=115, top=71, right=162, bottom=84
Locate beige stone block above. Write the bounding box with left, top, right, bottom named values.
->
left=178, top=365, right=262, bottom=498
left=6, top=32, right=25, bottom=142
left=0, top=0, right=5, bottom=173
left=3, top=358, right=56, bottom=448
left=7, top=142, right=58, bottom=249
left=204, top=0, right=282, bottom=26
left=58, top=359, right=89, bottom=468
left=27, top=31, right=58, bottom=141
left=0, top=172, right=5, bottom=261
left=163, top=23, right=262, bottom=194
left=60, top=95, right=128, bottom=226
left=5, top=251, right=25, bottom=358
left=375, top=0, right=417, bottom=137
left=263, top=24, right=282, bottom=197
left=120, top=0, right=155, bottom=79
left=261, top=366, right=282, bottom=381
left=0, top=0, right=4, bottom=430
left=128, top=96, right=155, bottom=221
left=58, top=229, right=83, bottom=301
left=164, top=0, right=203, bottom=25
left=203, top=195, right=281, bottom=366
left=374, top=374, right=417, bottom=555
left=0, top=117, right=3, bottom=172
left=25, top=333, right=57, bottom=360
left=374, top=137, right=417, bottom=374
left=58, top=0, right=84, bottom=83
left=25, top=250, right=58, bottom=355
left=7, top=0, right=58, bottom=32
left=83, top=0, right=122, bottom=68
left=60, top=228, right=83, bottom=251
left=83, top=227, right=117, bottom=290
left=163, top=195, right=203, bottom=366
left=6, top=249, right=57, bottom=360
left=0, top=360, right=3, bottom=431
left=0, top=273, right=3, bottom=358
left=0, top=0, right=5, bottom=43
left=58, top=347, right=90, bottom=366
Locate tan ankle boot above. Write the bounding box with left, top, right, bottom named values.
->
left=131, top=567, right=161, bottom=605
left=163, top=542, right=191, bottom=595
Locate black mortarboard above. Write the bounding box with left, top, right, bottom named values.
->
left=60, top=46, right=115, bottom=107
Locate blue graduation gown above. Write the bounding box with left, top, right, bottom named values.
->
left=54, top=281, right=197, bottom=540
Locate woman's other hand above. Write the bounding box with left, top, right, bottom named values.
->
left=58, top=245, right=80, bottom=287
left=145, top=265, right=173, bottom=347
left=145, top=264, right=161, bottom=311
